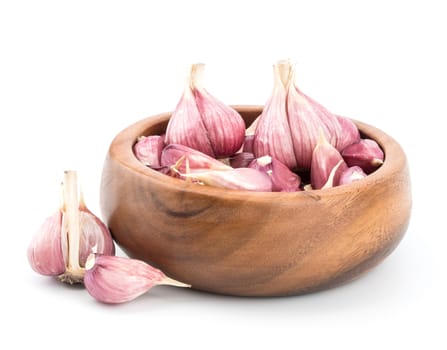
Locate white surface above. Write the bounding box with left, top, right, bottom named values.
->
left=1, top=0, right=446, bottom=348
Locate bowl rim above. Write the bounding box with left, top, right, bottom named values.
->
left=107, top=105, right=406, bottom=202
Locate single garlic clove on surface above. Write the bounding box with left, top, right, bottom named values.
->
left=133, top=135, right=164, bottom=168
left=249, top=155, right=301, bottom=192
left=182, top=167, right=273, bottom=192
left=311, top=131, right=348, bottom=189
left=253, top=63, right=297, bottom=169
left=229, top=152, right=255, bottom=168
left=27, top=211, right=66, bottom=276
left=161, top=143, right=232, bottom=174
left=341, top=138, right=384, bottom=174
left=191, top=64, right=246, bottom=158
left=338, top=166, right=367, bottom=185
left=84, top=254, right=190, bottom=304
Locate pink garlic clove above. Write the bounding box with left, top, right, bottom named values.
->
left=249, top=155, right=301, bottom=192
left=78, top=197, right=115, bottom=267
left=84, top=254, right=190, bottom=304
left=165, top=71, right=215, bottom=157
left=161, top=143, right=232, bottom=174
left=133, top=135, right=164, bottom=168
left=242, top=134, right=255, bottom=154
left=182, top=167, right=273, bottom=192
left=27, top=211, right=66, bottom=276
left=165, top=63, right=245, bottom=158
left=334, top=115, right=361, bottom=151
left=341, top=138, right=384, bottom=174
left=230, top=152, right=255, bottom=168
left=192, top=64, right=246, bottom=158
left=311, top=131, right=348, bottom=189
left=253, top=63, right=297, bottom=169
left=339, top=166, right=367, bottom=186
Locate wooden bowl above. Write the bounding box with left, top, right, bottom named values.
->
left=100, top=106, right=412, bottom=297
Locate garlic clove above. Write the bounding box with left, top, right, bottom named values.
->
left=191, top=64, right=246, bottom=158
left=253, top=63, right=297, bottom=169
left=339, top=166, right=367, bottom=186
left=249, top=155, right=301, bottom=192
left=133, top=135, right=164, bottom=168
left=27, top=211, right=66, bottom=276
left=311, top=131, right=348, bottom=189
left=161, top=143, right=232, bottom=174
left=335, top=114, right=361, bottom=151
left=242, top=134, right=255, bottom=154
left=165, top=70, right=215, bottom=157
left=84, top=254, right=190, bottom=304
left=78, top=195, right=115, bottom=267
left=181, top=167, right=273, bottom=192
left=341, top=138, right=384, bottom=174
left=229, top=152, right=255, bottom=168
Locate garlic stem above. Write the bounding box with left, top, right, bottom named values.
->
left=59, top=170, right=84, bottom=283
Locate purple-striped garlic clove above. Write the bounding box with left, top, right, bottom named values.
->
left=181, top=167, right=273, bottom=192
left=165, top=63, right=245, bottom=158
left=253, top=62, right=297, bottom=169
left=341, top=138, right=384, bottom=174
left=161, top=144, right=232, bottom=174
left=311, top=131, right=348, bottom=189
left=229, top=152, right=255, bottom=168
left=249, top=155, right=301, bottom=192
left=27, top=211, right=66, bottom=276
left=133, top=135, right=164, bottom=168
left=339, top=166, right=367, bottom=186
left=84, top=254, right=190, bottom=304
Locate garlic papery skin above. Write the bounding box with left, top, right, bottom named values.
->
left=165, top=63, right=245, bottom=158
left=253, top=63, right=297, bottom=169
left=339, top=166, right=367, bottom=186
left=311, top=132, right=348, bottom=189
left=84, top=254, right=190, bottom=304
left=27, top=211, right=66, bottom=276
left=161, top=144, right=232, bottom=174
left=182, top=167, right=273, bottom=192
left=191, top=64, right=246, bottom=158
left=248, top=155, right=301, bottom=192
left=133, top=135, right=164, bottom=168
left=341, top=138, right=384, bottom=174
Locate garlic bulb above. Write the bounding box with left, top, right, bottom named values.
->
left=27, top=171, right=115, bottom=283
left=253, top=60, right=360, bottom=171
left=165, top=63, right=245, bottom=158
left=84, top=254, right=190, bottom=304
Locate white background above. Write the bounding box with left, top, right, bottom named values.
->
left=1, top=0, right=446, bottom=348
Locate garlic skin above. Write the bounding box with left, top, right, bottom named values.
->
left=311, top=132, right=348, bottom=189
left=182, top=167, right=273, bottom=192
left=133, top=135, right=164, bottom=168
left=27, top=211, right=66, bottom=276
left=161, top=143, right=232, bottom=174
left=248, top=155, right=301, bottom=192
left=339, top=166, right=367, bottom=186
left=84, top=254, right=190, bottom=304
left=165, top=63, right=245, bottom=158
left=229, top=152, right=255, bottom=168
left=253, top=63, right=297, bottom=169
left=341, top=138, right=384, bottom=174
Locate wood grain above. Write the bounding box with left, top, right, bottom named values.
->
left=100, top=106, right=412, bottom=296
